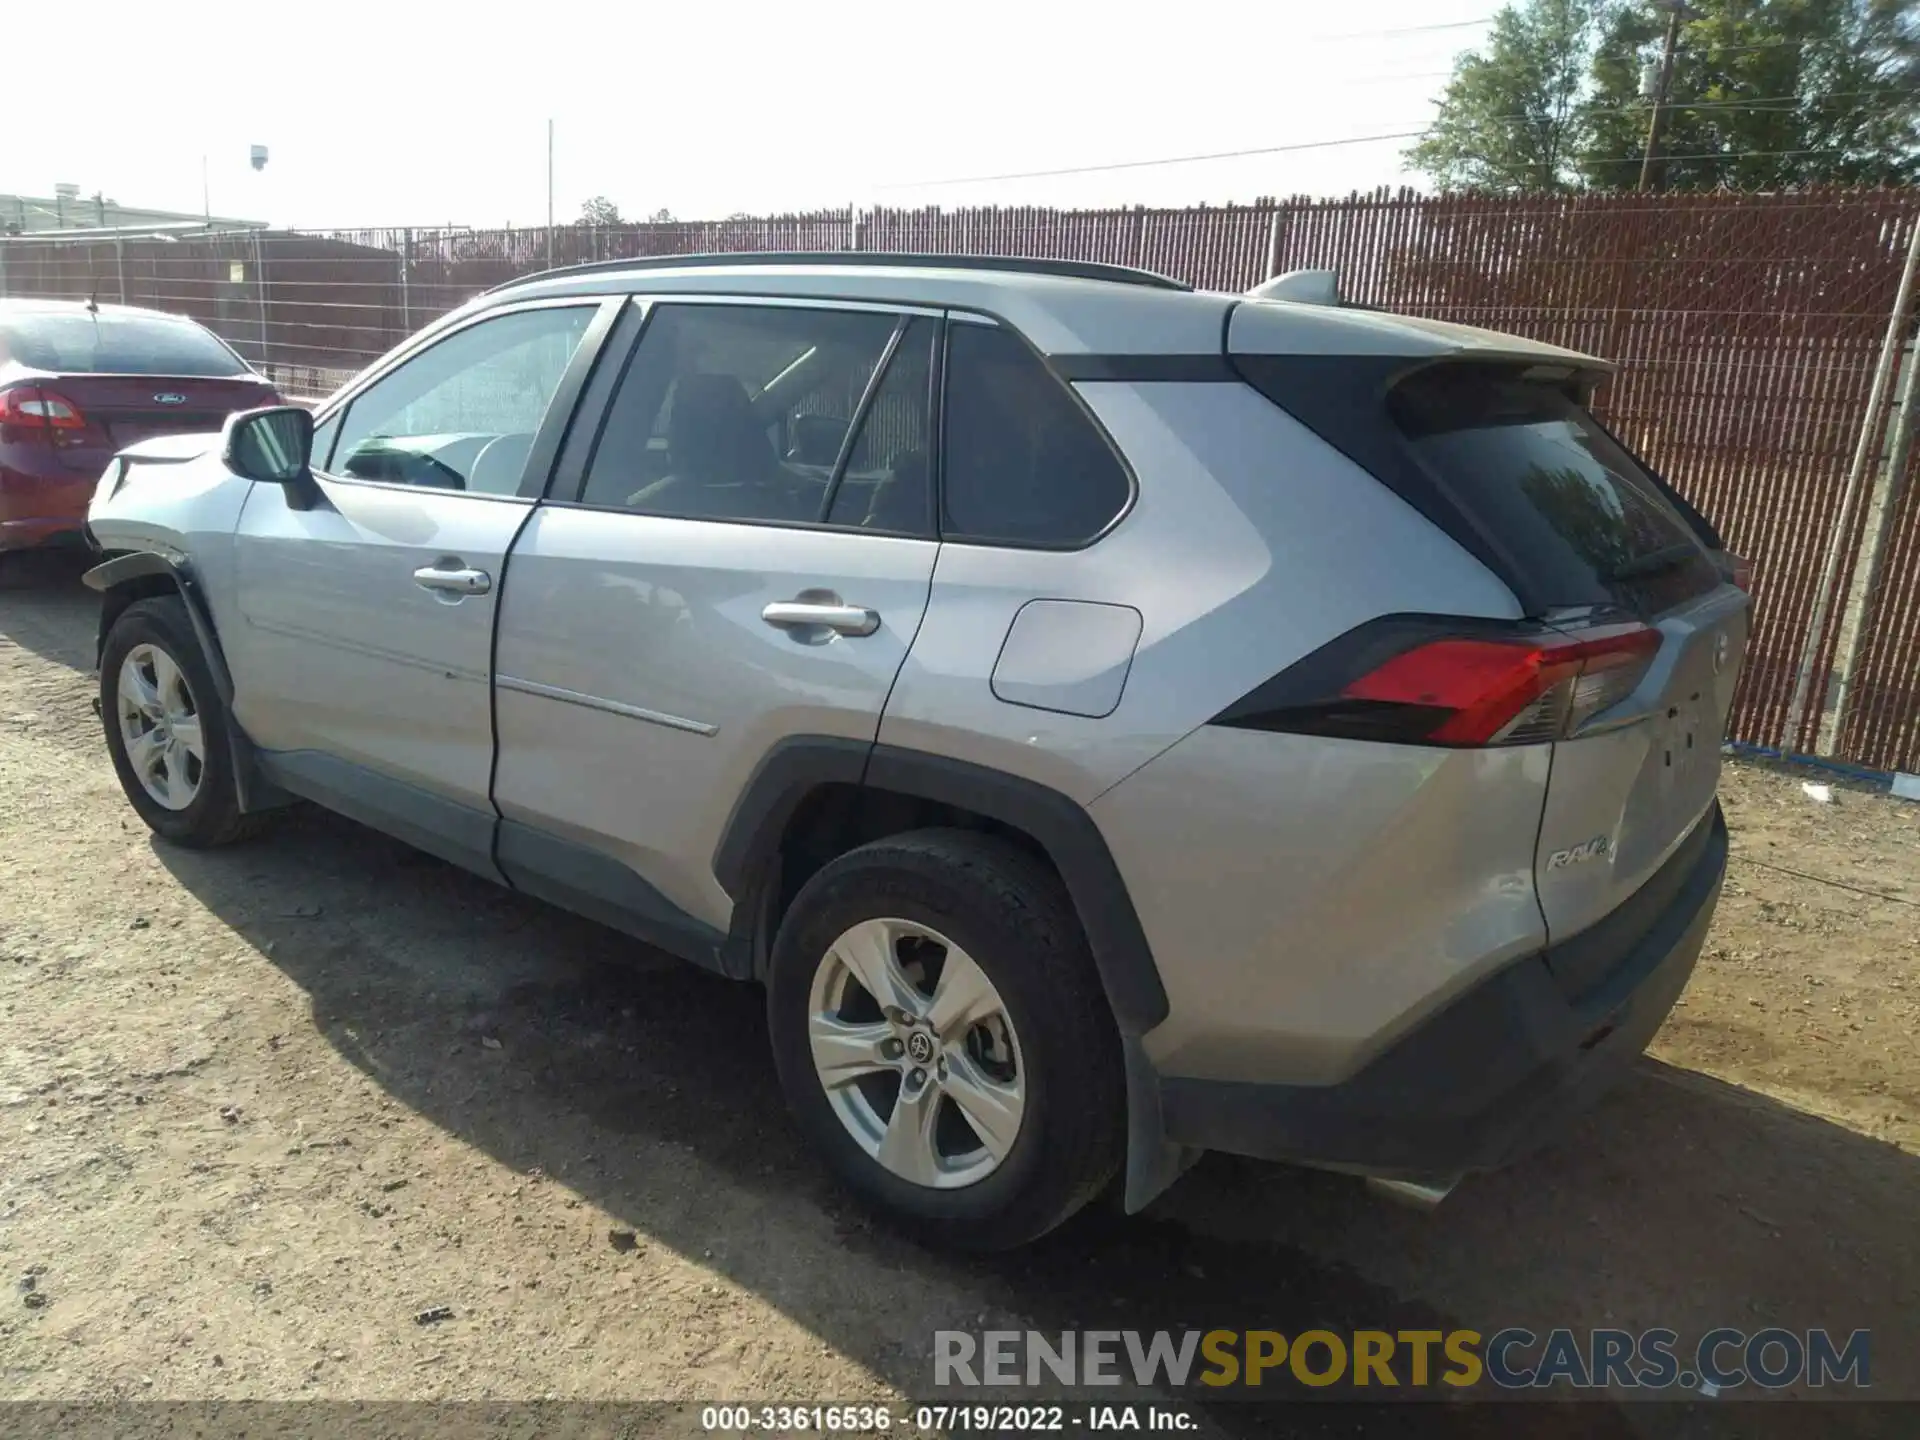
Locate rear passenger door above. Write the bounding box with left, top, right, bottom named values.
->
left=872, top=316, right=1143, bottom=794
left=490, top=298, right=941, bottom=963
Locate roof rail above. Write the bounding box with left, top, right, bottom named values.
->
left=486, top=250, right=1192, bottom=295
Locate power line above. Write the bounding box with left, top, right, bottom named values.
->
left=881, top=89, right=1910, bottom=191
left=1654, top=88, right=1911, bottom=112
left=1593, top=32, right=1876, bottom=65
left=876, top=131, right=1433, bottom=189
left=1349, top=70, right=1456, bottom=86
left=1311, top=16, right=1497, bottom=40
left=1437, top=87, right=1911, bottom=122
left=1418, top=28, right=1908, bottom=83
left=1586, top=145, right=1886, bottom=165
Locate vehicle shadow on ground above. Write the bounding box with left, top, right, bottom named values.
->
left=152, top=805, right=1915, bottom=1440
left=0, top=550, right=99, bottom=673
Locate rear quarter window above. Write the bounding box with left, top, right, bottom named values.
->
left=941, top=323, right=1131, bottom=547
left=1234, top=351, right=1721, bottom=617
left=1388, top=365, right=1719, bottom=615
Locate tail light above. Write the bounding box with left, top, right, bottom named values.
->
left=1215, top=617, right=1661, bottom=748
left=0, top=385, right=88, bottom=436
left=1723, top=552, right=1754, bottom=593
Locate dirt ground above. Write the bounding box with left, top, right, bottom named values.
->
left=2, top=554, right=1917, bottom=1436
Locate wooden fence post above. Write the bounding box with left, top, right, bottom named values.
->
left=1784, top=215, right=1920, bottom=750
left=1820, top=328, right=1920, bottom=754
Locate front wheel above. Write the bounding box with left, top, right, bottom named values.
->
left=767, top=829, right=1124, bottom=1251
left=100, top=595, right=262, bottom=847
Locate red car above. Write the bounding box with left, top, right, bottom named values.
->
left=0, top=299, right=281, bottom=558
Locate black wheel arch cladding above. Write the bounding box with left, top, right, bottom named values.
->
left=98, top=593, right=251, bottom=845
left=86, top=551, right=236, bottom=704
left=714, top=739, right=1170, bottom=1035
left=87, top=551, right=285, bottom=815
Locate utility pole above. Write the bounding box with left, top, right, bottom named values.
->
left=1638, top=0, right=1688, bottom=192
left=546, top=119, right=555, bottom=267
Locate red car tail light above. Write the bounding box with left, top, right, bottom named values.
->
left=1215, top=618, right=1662, bottom=748
left=0, top=384, right=88, bottom=434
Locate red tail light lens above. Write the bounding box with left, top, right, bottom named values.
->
left=1727, top=553, right=1754, bottom=593
left=1215, top=619, right=1661, bottom=748
left=0, top=385, right=87, bottom=434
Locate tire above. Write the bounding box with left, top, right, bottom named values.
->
left=100, top=595, right=263, bottom=848
left=767, top=828, right=1124, bottom=1251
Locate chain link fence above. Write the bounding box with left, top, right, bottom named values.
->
left=4, top=188, right=1917, bottom=774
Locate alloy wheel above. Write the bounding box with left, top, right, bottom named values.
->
left=117, top=643, right=205, bottom=811
left=806, top=917, right=1026, bottom=1189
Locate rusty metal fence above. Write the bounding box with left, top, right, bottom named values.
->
left=3, top=189, right=1917, bottom=774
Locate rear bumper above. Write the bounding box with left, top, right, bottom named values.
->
left=0, top=515, right=89, bottom=550
left=1158, top=800, right=1727, bottom=1179
left=0, top=459, right=94, bottom=550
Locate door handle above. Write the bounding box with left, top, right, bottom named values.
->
left=413, top=564, right=492, bottom=596
left=761, top=600, right=880, bottom=637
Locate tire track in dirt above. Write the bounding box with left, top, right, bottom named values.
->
left=4, top=568, right=1915, bottom=1437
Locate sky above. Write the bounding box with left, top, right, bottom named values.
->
left=6, top=0, right=1497, bottom=230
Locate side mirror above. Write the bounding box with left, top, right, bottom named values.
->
left=223, top=405, right=322, bottom=510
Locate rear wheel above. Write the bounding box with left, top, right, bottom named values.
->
left=100, top=596, right=261, bottom=847
left=767, top=830, right=1124, bottom=1251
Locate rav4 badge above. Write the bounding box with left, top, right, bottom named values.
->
left=1547, top=835, right=1613, bottom=870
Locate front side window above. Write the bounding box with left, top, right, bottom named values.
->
left=578, top=303, right=929, bottom=530
left=324, top=305, right=594, bottom=494
left=941, top=323, right=1131, bottom=547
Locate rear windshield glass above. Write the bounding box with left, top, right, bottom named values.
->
left=1389, top=366, right=1718, bottom=614
left=0, top=311, right=247, bottom=377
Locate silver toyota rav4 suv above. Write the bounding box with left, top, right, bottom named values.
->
left=84, top=253, right=1747, bottom=1250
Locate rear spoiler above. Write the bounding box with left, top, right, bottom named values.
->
left=1248, top=269, right=1341, bottom=306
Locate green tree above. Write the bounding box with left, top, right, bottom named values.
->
left=1581, top=0, right=1920, bottom=190
left=1407, top=0, right=1613, bottom=191
left=579, top=195, right=622, bottom=225
left=1410, top=0, right=1919, bottom=192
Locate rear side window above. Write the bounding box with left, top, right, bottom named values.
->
left=576, top=302, right=921, bottom=528
left=1388, top=366, right=1717, bottom=614
left=941, top=324, right=1130, bottom=547
left=0, top=311, right=247, bottom=377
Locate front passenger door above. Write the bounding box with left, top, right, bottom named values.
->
left=228, top=299, right=612, bottom=878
